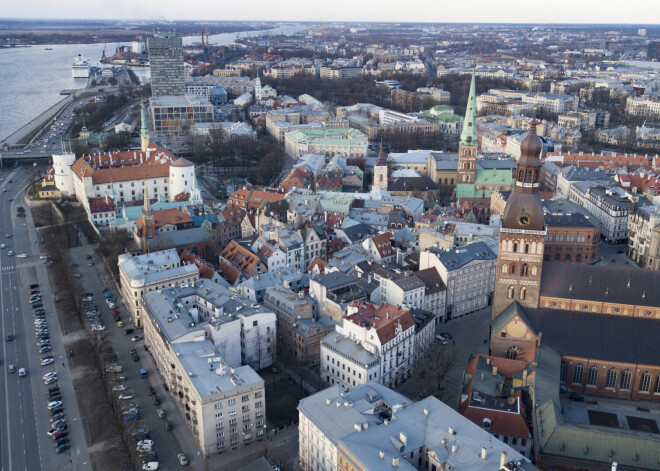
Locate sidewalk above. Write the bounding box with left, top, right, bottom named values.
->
left=22, top=179, right=94, bottom=471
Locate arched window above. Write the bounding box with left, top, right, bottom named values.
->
left=573, top=364, right=583, bottom=384
left=521, top=264, right=529, bottom=277
left=519, top=287, right=527, bottom=300
left=554, top=253, right=561, bottom=260
left=512, top=242, right=518, bottom=253
left=639, top=372, right=652, bottom=393
left=507, top=240, right=513, bottom=252
left=531, top=242, right=537, bottom=253
left=560, top=362, right=566, bottom=382
left=620, top=370, right=632, bottom=390
left=506, top=346, right=519, bottom=360
left=531, top=266, right=538, bottom=276
left=536, top=243, right=543, bottom=254
left=507, top=286, right=515, bottom=299
left=524, top=244, right=529, bottom=254
left=587, top=366, right=598, bottom=386
left=606, top=368, right=617, bottom=389
left=655, top=376, right=660, bottom=394
left=576, top=254, right=582, bottom=262
left=510, top=264, right=516, bottom=275
left=501, top=264, right=508, bottom=274
left=565, top=253, right=572, bottom=261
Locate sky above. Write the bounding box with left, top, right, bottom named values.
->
left=4, top=0, right=659, bottom=24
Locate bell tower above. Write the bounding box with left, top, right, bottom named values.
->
left=457, top=72, right=478, bottom=185
left=373, top=139, right=388, bottom=191
left=492, top=122, right=546, bottom=319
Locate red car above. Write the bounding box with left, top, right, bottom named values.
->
left=52, top=430, right=68, bottom=440
left=112, top=309, right=119, bottom=315
left=29, top=289, right=39, bottom=295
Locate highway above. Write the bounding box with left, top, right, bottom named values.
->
left=0, top=167, right=91, bottom=471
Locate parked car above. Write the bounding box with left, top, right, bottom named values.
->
left=41, top=357, right=54, bottom=366
left=118, top=392, right=134, bottom=400
left=47, top=400, right=63, bottom=410
left=147, top=387, right=155, bottom=396
left=113, top=385, right=127, bottom=392
left=156, top=408, right=166, bottom=419
left=131, top=335, right=142, bottom=342
left=55, top=443, right=71, bottom=454
left=151, top=395, right=160, bottom=405
left=177, top=453, right=189, bottom=466
left=52, top=430, right=68, bottom=440
left=163, top=420, right=172, bottom=431
left=50, top=413, right=65, bottom=422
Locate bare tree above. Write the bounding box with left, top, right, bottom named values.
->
left=413, top=342, right=459, bottom=402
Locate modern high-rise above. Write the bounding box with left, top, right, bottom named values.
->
left=148, top=34, right=185, bottom=97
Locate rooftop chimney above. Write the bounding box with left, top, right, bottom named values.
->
left=451, top=444, right=458, bottom=453
left=481, top=447, right=487, bottom=460
left=448, top=426, right=454, bottom=435
left=392, top=457, right=399, bottom=467
left=500, top=451, right=508, bottom=469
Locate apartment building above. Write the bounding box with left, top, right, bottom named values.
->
left=321, top=301, right=415, bottom=389
left=626, top=94, right=660, bottom=120
left=118, top=249, right=200, bottom=328
left=583, top=185, right=634, bottom=244
left=140, top=280, right=275, bottom=455
left=419, top=241, right=497, bottom=319
left=298, top=383, right=533, bottom=471
left=627, top=203, right=660, bottom=270
left=298, top=383, right=412, bottom=471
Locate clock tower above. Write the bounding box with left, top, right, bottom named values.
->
left=457, top=72, right=478, bottom=185
left=492, top=122, right=546, bottom=319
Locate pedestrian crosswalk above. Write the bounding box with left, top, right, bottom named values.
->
left=1, top=265, right=16, bottom=272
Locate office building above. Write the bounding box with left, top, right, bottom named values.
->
left=148, top=34, right=185, bottom=97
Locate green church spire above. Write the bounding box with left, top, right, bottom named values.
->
left=459, top=72, right=477, bottom=147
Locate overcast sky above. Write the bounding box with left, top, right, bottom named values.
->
left=5, top=0, right=658, bottom=24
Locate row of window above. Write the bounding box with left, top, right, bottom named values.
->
left=563, top=363, right=660, bottom=393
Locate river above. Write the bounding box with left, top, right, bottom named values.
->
left=0, top=24, right=306, bottom=141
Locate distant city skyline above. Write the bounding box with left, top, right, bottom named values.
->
left=5, top=0, right=660, bottom=25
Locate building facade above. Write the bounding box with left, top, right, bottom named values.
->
left=148, top=34, right=185, bottom=97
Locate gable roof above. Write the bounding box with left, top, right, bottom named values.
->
left=346, top=302, right=414, bottom=344
left=491, top=301, right=535, bottom=336
left=540, top=262, right=660, bottom=308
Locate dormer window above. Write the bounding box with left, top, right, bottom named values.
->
left=482, top=418, right=491, bottom=430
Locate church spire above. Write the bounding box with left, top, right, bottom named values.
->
left=459, top=72, right=477, bottom=147
left=376, top=138, right=386, bottom=165
left=142, top=182, right=153, bottom=219
left=140, top=101, right=149, bottom=153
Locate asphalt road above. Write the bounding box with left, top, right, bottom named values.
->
left=0, top=167, right=92, bottom=471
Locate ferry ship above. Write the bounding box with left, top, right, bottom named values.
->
left=72, top=54, right=91, bottom=78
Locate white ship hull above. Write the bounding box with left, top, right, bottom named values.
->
left=72, top=67, right=91, bottom=78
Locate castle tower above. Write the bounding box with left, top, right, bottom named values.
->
left=457, top=72, right=478, bottom=184
left=140, top=101, right=149, bottom=153
left=254, top=70, right=262, bottom=101
left=52, top=152, right=76, bottom=196
left=373, top=139, right=388, bottom=191
left=168, top=157, right=195, bottom=202
left=492, top=122, right=546, bottom=319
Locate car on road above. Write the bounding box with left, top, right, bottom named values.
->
left=177, top=453, right=189, bottom=466
left=44, top=375, right=56, bottom=384
left=142, top=462, right=159, bottom=471
left=113, top=385, right=127, bottom=391
left=151, top=395, right=160, bottom=405
left=47, top=401, right=63, bottom=410
left=47, top=427, right=64, bottom=437
left=117, top=321, right=124, bottom=327
left=131, top=335, right=142, bottom=342
left=124, top=329, right=134, bottom=335
left=50, top=413, right=65, bottom=422
left=435, top=335, right=448, bottom=345
left=5, top=333, right=14, bottom=341
left=146, top=387, right=155, bottom=396
left=131, top=352, right=139, bottom=361
left=7, top=365, right=16, bottom=374
left=49, top=407, right=64, bottom=416
left=19, top=368, right=27, bottom=377
left=54, top=437, right=69, bottom=446
left=163, top=420, right=172, bottom=431
left=52, top=419, right=67, bottom=429
left=52, top=430, right=68, bottom=440
left=43, top=372, right=57, bottom=380
left=55, top=443, right=71, bottom=454
left=7, top=251, right=13, bottom=256
left=41, top=358, right=54, bottom=366
left=29, top=289, right=39, bottom=295
left=118, top=393, right=134, bottom=400
left=0, top=244, right=5, bottom=249
left=156, top=408, right=166, bottom=419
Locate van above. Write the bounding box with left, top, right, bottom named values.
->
left=18, top=368, right=26, bottom=377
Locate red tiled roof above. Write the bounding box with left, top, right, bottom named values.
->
left=220, top=240, right=260, bottom=274
left=135, top=208, right=192, bottom=232
left=217, top=260, right=241, bottom=285
left=346, top=301, right=414, bottom=344
left=179, top=250, right=214, bottom=279
left=370, top=232, right=394, bottom=259
left=70, top=142, right=175, bottom=185
left=307, top=257, right=326, bottom=274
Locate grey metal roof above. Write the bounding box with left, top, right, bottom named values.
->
left=523, top=307, right=660, bottom=366
left=321, top=331, right=380, bottom=368
left=317, top=271, right=355, bottom=290
left=540, top=262, right=660, bottom=308
left=433, top=241, right=496, bottom=271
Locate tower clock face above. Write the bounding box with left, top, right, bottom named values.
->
left=466, top=136, right=472, bottom=143
left=518, top=213, right=531, bottom=226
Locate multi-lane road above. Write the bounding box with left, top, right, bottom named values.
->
left=0, top=166, right=91, bottom=471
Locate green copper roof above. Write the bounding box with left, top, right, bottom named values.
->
left=474, top=168, right=514, bottom=186
left=140, top=101, right=148, bottom=137
left=459, top=73, right=477, bottom=147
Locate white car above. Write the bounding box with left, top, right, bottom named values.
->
left=112, top=385, right=127, bottom=392
left=47, top=400, right=63, bottom=410
left=43, top=372, right=57, bottom=381
left=41, top=358, right=54, bottom=366
left=7, top=251, right=13, bottom=256
left=17, top=254, right=27, bottom=258
left=0, top=244, right=5, bottom=249
left=118, top=392, right=134, bottom=400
